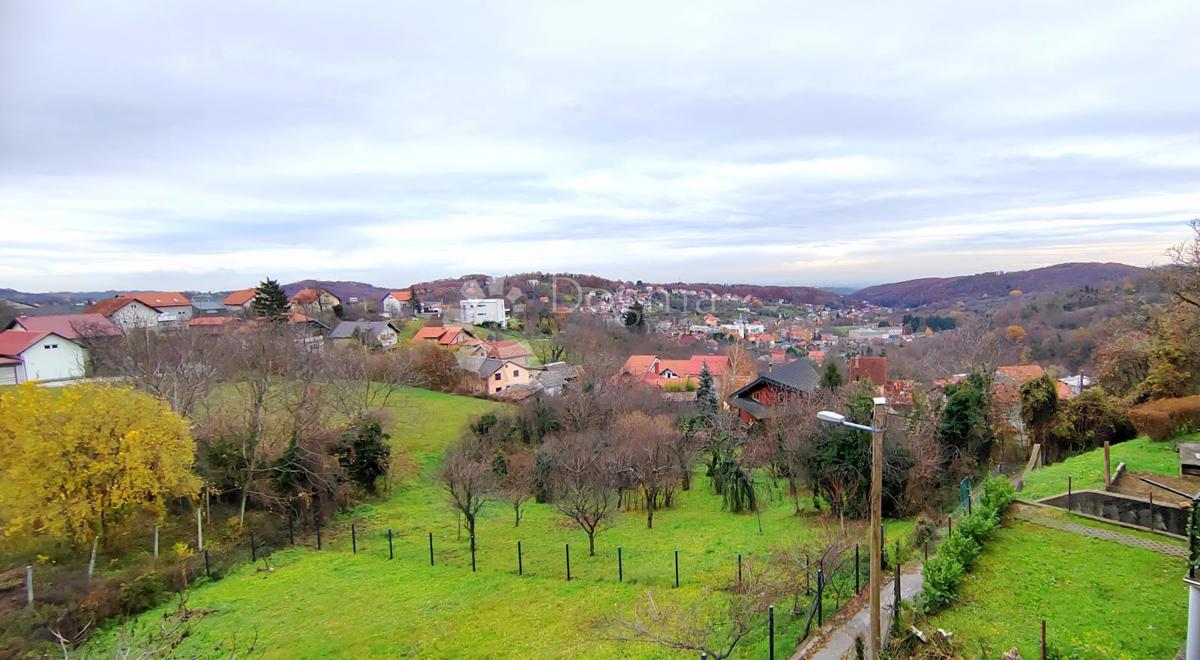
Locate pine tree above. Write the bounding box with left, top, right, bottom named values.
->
left=820, top=360, right=843, bottom=390
left=696, top=363, right=719, bottom=419
left=622, top=301, right=646, bottom=333
left=253, top=278, right=289, bottom=320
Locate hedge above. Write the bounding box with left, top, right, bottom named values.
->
left=1129, top=395, right=1200, bottom=441
left=919, top=476, right=1016, bottom=614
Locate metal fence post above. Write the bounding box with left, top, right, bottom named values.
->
left=618, top=546, right=623, bottom=582
left=388, top=529, right=394, bottom=560
left=817, top=569, right=824, bottom=626
left=674, top=550, right=680, bottom=588
left=351, top=524, right=357, bottom=554
left=1068, top=476, right=1072, bottom=512
left=288, top=515, right=294, bottom=546
left=855, top=544, right=860, bottom=593
left=203, top=549, right=211, bottom=579
left=565, top=543, right=571, bottom=581
left=471, top=539, right=477, bottom=572
left=738, top=553, right=743, bottom=586
left=25, top=566, right=32, bottom=607
left=768, top=604, right=775, bottom=660
left=428, top=532, right=434, bottom=566
left=250, top=531, right=256, bottom=563
left=518, top=541, right=523, bottom=575
left=1040, top=619, right=1047, bottom=660
left=315, top=515, right=322, bottom=550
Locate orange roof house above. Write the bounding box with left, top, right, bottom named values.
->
left=849, top=356, right=888, bottom=388
left=617, top=354, right=730, bottom=388
left=223, top=289, right=257, bottom=307
left=118, top=292, right=192, bottom=309
left=410, top=325, right=476, bottom=346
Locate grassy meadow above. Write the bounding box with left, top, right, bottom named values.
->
left=93, top=386, right=909, bottom=658
left=926, top=518, right=1187, bottom=658
left=1019, top=435, right=1185, bottom=500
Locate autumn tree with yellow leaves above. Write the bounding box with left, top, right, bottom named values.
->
left=0, top=383, right=200, bottom=578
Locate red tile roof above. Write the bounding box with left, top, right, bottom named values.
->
left=387, top=290, right=413, bottom=302
left=995, top=364, right=1046, bottom=383
left=119, top=292, right=191, bottom=308
left=223, top=289, right=257, bottom=306
left=410, top=325, right=472, bottom=345
left=0, top=330, right=53, bottom=357
left=11, top=314, right=120, bottom=339
left=618, top=354, right=729, bottom=386
left=849, top=356, right=888, bottom=387
left=486, top=339, right=532, bottom=360
left=290, top=288, right=331, bottom=305
left=85, top=297, right=141, bottom=317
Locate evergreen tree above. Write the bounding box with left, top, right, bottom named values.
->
left=696, top=363, right=719, bottom=419
left=253, top=278, right=290, bottom=320
left=622, top=301, right=647, bottom=333
left=820, top=360, right=843, bottom=390
left=410, top=286, right=422, bottom=314
left=332, top=417, right=392, bottom=493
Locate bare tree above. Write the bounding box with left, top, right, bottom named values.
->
left=546, top=430, right=616, bottom=555
left=613, top=411, right=680, bottom=529
left=500, top=449, right=535, bottom=527
left=605, top=566, right=772, bottom=660
left=441, top=440, right=496, bottom=550
left=321, top=343, right=422, bottom=421
left=81, top=326, right=225, bottom=418
left=1165, top=218, right=1200, bottom=308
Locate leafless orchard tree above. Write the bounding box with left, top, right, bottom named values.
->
left=441, top=440, right=497, bottom=550
left=500, top=449, right=536, bottom=527
left=612, top=411, right=680, bottom=529
left=545, top=430, right=617, bottom=556
left=320, top=343, right=423, bottom=421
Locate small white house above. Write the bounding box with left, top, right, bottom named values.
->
left=0, top=330, right=87, bottom=384
left=459, top=298, right=508, bottom=328
left=86, top=297, right=161, bottom=331
left=382, top=291, right=414, bottom=318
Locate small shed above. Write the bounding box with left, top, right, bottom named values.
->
left=1179, top=442, right=1200, bottom=477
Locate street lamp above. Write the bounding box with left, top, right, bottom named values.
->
left=817, top=396, right=888, bottom=659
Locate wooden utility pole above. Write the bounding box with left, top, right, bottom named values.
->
left=869, top=398, right=885, bottom=658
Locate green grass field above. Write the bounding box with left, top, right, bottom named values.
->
left=96, top=386, right=908, bottom=658
left=926, top=518, right=1187, bottom=658
left=1020, top=435, right=1187, bottom=500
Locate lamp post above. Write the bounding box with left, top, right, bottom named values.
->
left=818, top=396, right=887, bottom=658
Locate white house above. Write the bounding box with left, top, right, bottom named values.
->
left=86, top=297, right=161, bottom=331
left=459, top=298, right=508, bottom=328
left=120, top=292, right=193, bottom=327
left=381, top=290, right=414, bottom=318
left=0, top=330, right=87, bottom=384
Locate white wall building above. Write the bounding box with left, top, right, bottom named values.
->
left=0, top=330, right=87, bottom=384
left=459, top=298, right=508, bottom=328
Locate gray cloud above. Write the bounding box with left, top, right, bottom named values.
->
left=1, top=0, right=1198, bottom=291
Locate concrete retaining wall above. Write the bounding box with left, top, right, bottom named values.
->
left=1038, top=489, right=1189, bottom=537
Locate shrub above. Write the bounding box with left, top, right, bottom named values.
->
left=919, top=476, right=1014, bottom=614
left=920, top=553, right=965, bottom=612
left=1129, top=395, right=1200, bottom=440
left=979, top=476, right=1017, bottom=512
left=118, top=572, right=170, bottom=615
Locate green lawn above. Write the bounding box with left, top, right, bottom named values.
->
left=1020, top=435, right=1188, bottom=500
left=926, top=518, right=1187, bottom=659
left=95, top=386, right=909, bottom=658
left=394, top=319, right=427, bottom=343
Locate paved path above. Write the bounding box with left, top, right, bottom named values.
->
left=1013, top=505, right=1187, bottom=557
left=790, top=566, right=924, bottom=660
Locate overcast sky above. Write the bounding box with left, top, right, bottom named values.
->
left=2, top=1, right=1198, bottom=292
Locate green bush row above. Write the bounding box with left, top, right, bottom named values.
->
left=919, top=476, right=1016, bottom=613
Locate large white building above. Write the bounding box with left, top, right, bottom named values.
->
left=459, top=298, right=508, bottom=328
left=0, top=330, right=87, bottom=384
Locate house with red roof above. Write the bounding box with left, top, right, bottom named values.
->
left=617, top=354, right=730, bottom=389
left=85, top=297, right=161, bottom=331
left=848, top=356, right=888, bottom=389
left=0, top=330, right=87, bottom=384
left=119, top=292, right=192, bottom=325
left=382, top=290, right=414, bottom=318
left=289, top=288, right=341, bottom=316
left=223, top=289, right=258, bottom=315
left=409, top=325, right=477, bottom=347
left=7, top=314, right=120, bottom=339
